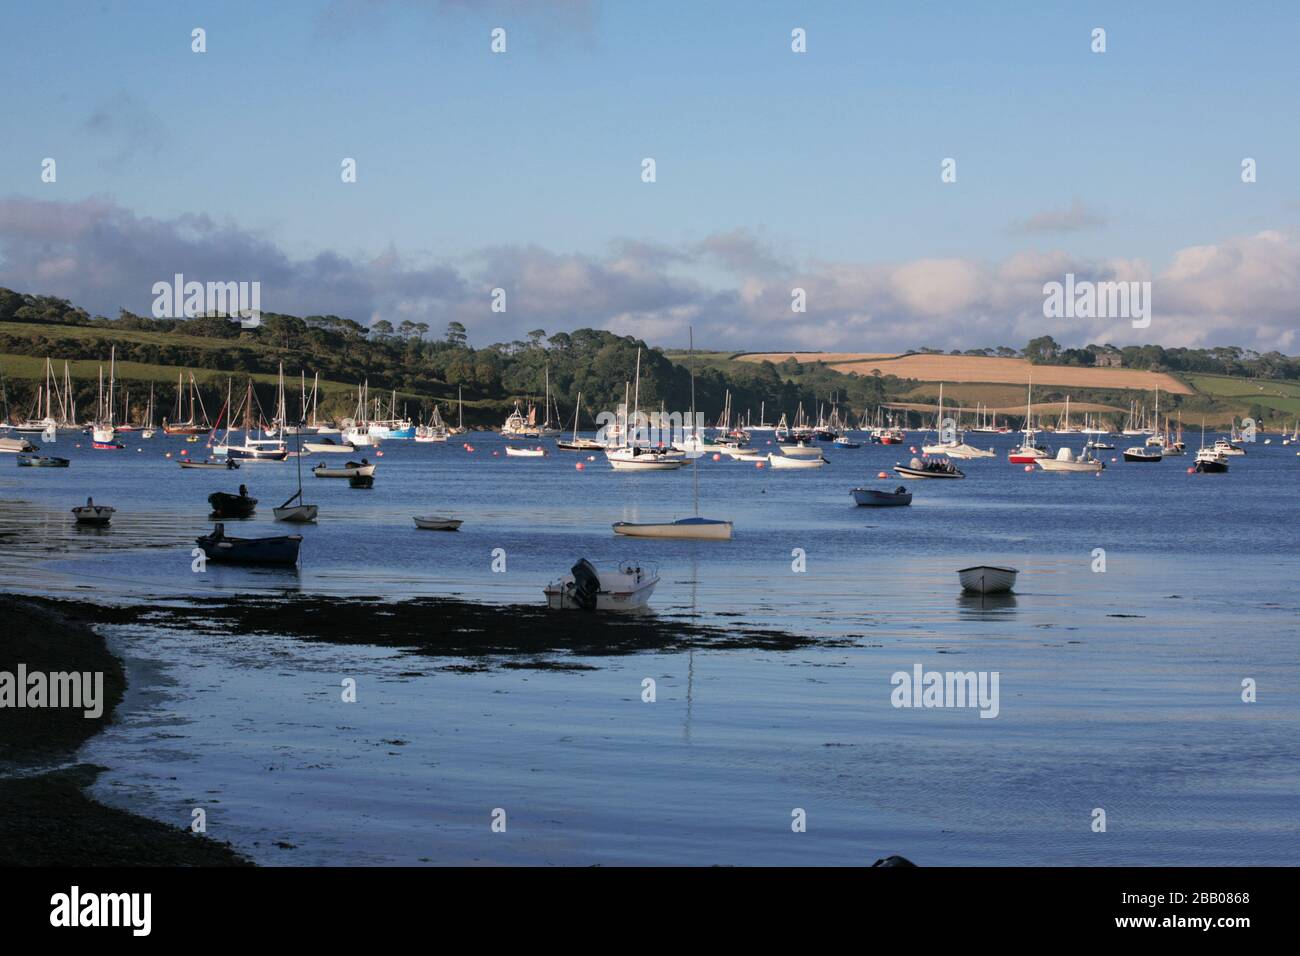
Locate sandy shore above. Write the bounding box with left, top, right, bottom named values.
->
left=0, top=596, right=250, bottom=866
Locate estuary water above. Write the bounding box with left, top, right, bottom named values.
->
left=1, top=430, right=1297, bottom=865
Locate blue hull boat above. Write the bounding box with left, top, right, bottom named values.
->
left=196, top=523, right=302, bottom=566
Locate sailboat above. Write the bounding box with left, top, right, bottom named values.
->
left=613, top=331, right=731, bottom=537
left=219, top=381, right=287, bottom=461
left=1008, top=379, right=1051, bottom=463
left=449, top=387, right=468, bottom=436
left=273, top=423, right=318, bottom=522
left=162, top=372, right=212, bottom=434
left=91, top=349, right=124, bottom=449
left=556, top=392, right=605, bottom=450
left=605, top=349, right=687, bottom=471
left=141, top=384, right=156, bottom=438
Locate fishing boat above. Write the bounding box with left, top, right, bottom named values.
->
left=17, top=454, right=69, bottom=468
left=1194, top=448, right=1229, bottom=473
left=208, top=486, right=258, bottom=518
left=543, top=558, right=658, bottom=611
left=414, top=405, right=450, bottom=442
left=501, top=399, right=541, bottom=439
left=957, top=565, right=1018, bottom=594
left=273, top=427, right=318, bottom=522
left=832, top=435, right=862, bottom=449
left=1122, top=445, right=1162, bottom=462
left=851, top=486, right=912, bottom=507
left=505, top=445, right=547, bottom=457
left=303, top=437, right=356, bottom=454
left=196, top=523, right=302, bottom=566
left=1036, top=446, right=1105, bottom=473
left=71, top=497, right=115, bottom=526
left=767, top=453, right=825, bottom=469
left=180, top=457, right=239, bottom=470
left=895, top=457, right=964, bottom=479
left=413, top=515, right=462, bottom=531
left=312, top=460, right=375, bottom=478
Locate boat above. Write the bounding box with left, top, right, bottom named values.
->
left=162, top=372, right=212, bottom=435
left=1212, top=438, right=1246, bottom=457
left=944, top=443, right=996, bottom=459
left=273, top=428, right=318, bottom=522
left=612, top=516, right=733, bottom=539
left=722, top=446, right=766, bottom=460
left=413, top=515, right=463, bottom=531
left=605, top=350, right=688, bottom=471
left=89, top=348, right=119, bottom=445
left=832, top=436, right=862, bottom=449
left=16, top=455, right=69, bottom=468
left=767, top=453, right=825, bottom=469
left=505, top=445, right=547, bottom=457
left=1036, top=446, right=1105, bottom=473
left=957, top=565, right=1019, bottom=594
left=894, top=457, right=964, bottom=479
left=303, top=438, right=357, bottom=454
left=348, top=472, right=374, bottom=488
left=208, top=487, right=258, bottom=518
left=851, top=485, right=912, bottom=507
left=448, top=387, right=469, bottom=436
left=71, top=498, right=115, bottom=526
left=1008, top=380, right=1052, bottom=463
left=779, top=442, right=823, bottom=457
left=195, top=523, right=302, bottom=566
left=414, top=405, right=450, bottom=442
left=1194, top=448, right=1229, bottom=473
left=313, top=460, right=375, bottom=478
left=180, top=458, right=240, bottom=470
left=543, top=558, right=658, bottom=611
left=1123, top=446, right=1162, bottom=462
left=556, top=391, right=607, bottom=450
left=0, top=436, right=37, bottom=453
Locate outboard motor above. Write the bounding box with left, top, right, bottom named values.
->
left=569, top=559, right=601, bottom=611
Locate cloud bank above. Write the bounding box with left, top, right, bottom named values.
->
left=0, top=197, right=1295, bottom=353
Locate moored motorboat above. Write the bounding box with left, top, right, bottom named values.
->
left=505, top=445, right=547, bottom=457
left=832, top=436, right=862, bottom=449
left=17, top=455, right=69, bottom=468
left=1036, top=446, right=1104, bottom=473
left=413, top=515, right=463, bottom=531
left=957, top=565, right=1019, bottom=594
left=606, top=446, right=688, bottom=471
left=195, top=523, right=302, bottom=566
left=543, top=558, right=658, bottom=611
left=71, top=497, right=114, bottom=525
left=851, top=485, right=912, bottom=506
left=1123, top=446, right=1162, bottom=462
left=779, top=442, right=823, bottom=457
left=612, top=516, right=733, bottom=539
left=1, top=436, right=39, bottom=453
left=1194, top=447, right=1229, bottom=473
left=894, top=457, right=964, bottom=479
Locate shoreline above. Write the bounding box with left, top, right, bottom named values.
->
left=0, top=595, right=250, bottom=866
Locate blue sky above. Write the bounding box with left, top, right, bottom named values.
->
left=1, top=0, right=1297, bottom=351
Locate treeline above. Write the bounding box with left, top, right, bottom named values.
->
left=1017, top=335, right=1298, bottom=379
left=0, top=288, right=897, bottom=425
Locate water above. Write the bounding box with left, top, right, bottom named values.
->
left=2, top=431, right=1298, bottom=864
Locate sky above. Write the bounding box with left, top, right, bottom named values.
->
left=1, top=0, right=1297, bottom=352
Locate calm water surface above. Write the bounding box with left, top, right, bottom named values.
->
left=2, top=431, right=1297, bottom=864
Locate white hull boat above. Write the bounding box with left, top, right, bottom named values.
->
left=957, top=565, right=1018, bottom=594
left=612, top=516, right=733, bottom=539
left=543, top=559, right=658, bottom=611
left=779, top=442, right=823, bottom=457
left=944, top=443, right=996, bottom=459
left=71, top=500, right=115, bottom=526
left=767, top=453, right=825, bottom=469
left=273, top=504, right=319, bottom=522
left=1036, top=447, right=1104, bottom=473
left=303, top=440, right=356, bottom=454
left=0, top=436, right=37, bottom=453
left=505, top=446, right=547, bottom=457
left=313, top=461, right=376, bottom=478
left=606, top=447, right=687, bottom=471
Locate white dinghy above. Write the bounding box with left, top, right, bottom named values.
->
left=767, top=453, right=826, bottom=470
left=313, top=460, right=376, bottom=478
left=413, top=515, right=463, bottom=531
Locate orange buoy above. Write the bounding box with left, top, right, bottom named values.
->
left=1023, top=464, right=1033, bottom=472
left=1186, top=466, right=1195, bottom=474
left=576, top=462, right=585, bottom=470
left=877, top=471, right=889, bottom=478
left=755, top=460, right=765, bottom=469
left=712, top=453, right=721, bottom=461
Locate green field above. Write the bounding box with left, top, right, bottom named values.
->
left=1186, top=374, right=1300, bottom=417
